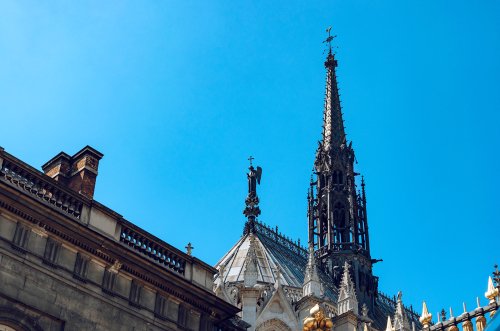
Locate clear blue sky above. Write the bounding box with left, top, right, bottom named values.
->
left=1, top=0, right=499, bottom=320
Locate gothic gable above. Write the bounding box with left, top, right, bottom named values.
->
left=256, top=286, right=299, bottom=330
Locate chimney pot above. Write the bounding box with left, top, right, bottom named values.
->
left=42, top=146, right=103, bottom=199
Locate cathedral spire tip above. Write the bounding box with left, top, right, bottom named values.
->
left=318, top=28, right=344, bottom=153
left=323, top=26, right=336, bottom=56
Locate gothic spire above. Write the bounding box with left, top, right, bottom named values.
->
left=303, top=244, right=322, bottom=298
left=311, top=30, right=376, bottom=311
left=321, top=29, right=345, bottom=152
left=243, top=235, right=259, bottom=287
left=393, top=292, right=411, bottom=331
left=386, top=316, right=394, bottom=331
left=243, top=158, right=262, bottom=234
left=337, top=261, right=358, bottom=315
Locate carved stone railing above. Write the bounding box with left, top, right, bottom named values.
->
left=0, top=149, right=199, bottom=282
left=120, top=225, right=187, bottom=276
left=0, top=157, right=84, bottom=219
left=315, top=243, right=369, bottom=260
left=256, top=284, right=275, bottom=314
left=283, top=285, right=303, bottom=304
left=254, top=220, right=308, bottom=259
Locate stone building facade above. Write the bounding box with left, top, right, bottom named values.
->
left=0, top=146, right=248, bottom=330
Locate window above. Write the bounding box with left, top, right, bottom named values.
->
left=333, top=202, right=348, bottom=243
left=43, top=237, right=61, bottom=267
left=332, top=170, right=343, bottom=185
left=73, top=253, right=89, bottom=282
left=129, top=280, right=142, bottom=307
left=102, top=269, right=116, bottom=295
left=12, top=223, right=30, bottom=253
left=154, top=294, right=168, bottom=319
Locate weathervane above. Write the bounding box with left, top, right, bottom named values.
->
left=323, top=26, right=336, bottom=54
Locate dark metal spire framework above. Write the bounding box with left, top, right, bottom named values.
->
left=321, top=32, right=346, bottom=152
left=243, top=158, right=262, bottom=235
left=309, top=29, right=377, bottom=310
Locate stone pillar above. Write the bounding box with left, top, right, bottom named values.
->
left=334, top=312, right=358, bottom=331
left=240, top=288, right=259, bottom=331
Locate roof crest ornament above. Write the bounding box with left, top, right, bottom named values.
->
left=419, top=301, right=432, bottom=327
left=322, top=26, right=336, bottom=55
left=243, top=158, right=262, bottom=234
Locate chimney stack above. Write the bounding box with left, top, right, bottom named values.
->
left=42, top=146, right=103, bottom=200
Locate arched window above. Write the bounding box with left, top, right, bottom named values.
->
left=332, top=171, right=343, bottom=185
left=333, top=204, right=345, bottom=228
left=319, top=204, right=328, bottom=246
left=333, top=202, right=347, bottom=244
left=0, top=308, right=43, bottom=331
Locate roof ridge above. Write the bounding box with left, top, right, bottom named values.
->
left=254, top=220, right=308, bottom=259
left=378, top=291, right=420, bottom=322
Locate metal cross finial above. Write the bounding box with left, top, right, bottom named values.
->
left=440, top=309, right=446, bottom=322
left=323, top=26, right=337, bottom=54
left=185, top=242, right=194, bottom=256
left=248, top=156, right=254, bottom=166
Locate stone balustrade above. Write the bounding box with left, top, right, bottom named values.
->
left=120, top=225, right=187, bottom=276
left=0, top=156, right=84, bottom=219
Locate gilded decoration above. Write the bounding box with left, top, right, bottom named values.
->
left=303, top=304, right=333, bottom=331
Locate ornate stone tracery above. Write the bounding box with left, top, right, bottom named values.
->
left=256, top=318, right=292, bottom=331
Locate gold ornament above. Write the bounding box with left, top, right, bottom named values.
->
left=462, top=320, right=473, bottom=331
left=303, top=304, right=333, bottom=331
left=476, top=315, right=486, bottom=331
left=485, top=276, right=499, bottom=317
left=419, top=302, right=432, bottom=327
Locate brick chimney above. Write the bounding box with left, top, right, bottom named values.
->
left=42, top=146, right=103, bottom=199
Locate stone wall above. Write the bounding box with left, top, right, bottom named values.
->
left=0, top=211, right=230, bottom=331
left=0, top=213, right=199, bottom=330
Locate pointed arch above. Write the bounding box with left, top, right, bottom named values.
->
left=332, top=170, right=343, bottom=185
left=0, top=307, right=44, bottom=331
left=333, top=201, right=349, bottom=245
left=256, top=286, right=298, bottom=331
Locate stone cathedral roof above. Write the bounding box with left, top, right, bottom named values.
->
left=215, top=221, right=339, bottom=302
left=215, top=220, right=422, bottom=330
